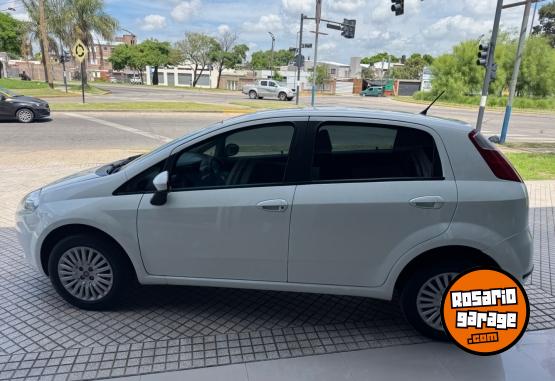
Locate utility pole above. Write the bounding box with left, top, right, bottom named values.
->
left=476, top=0, right=503, bottom=131
left=59, top=39, right=68, bottom=93
left=296, top=14, right=305, bottom=105
left=500, top=0, right=532, bottom=143
left=268, top=32, right=275, bottom=79
left=38, top=0, right=54, bottom=89
left=311, top=0, right=322, bottom=107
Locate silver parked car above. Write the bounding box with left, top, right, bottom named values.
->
left=16, top=108, right=532, bottom=339
left=242, top=80, right=295, bottom=101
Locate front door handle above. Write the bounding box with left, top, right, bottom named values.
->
left=257, top=199, right=288, bottom=212
left=409, top=196, right=445, bottom=209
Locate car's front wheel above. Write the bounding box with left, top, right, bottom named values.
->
left=278, top=92, right=287, bottom=101
left=16, top=108, right=35, bottom=123
left=48, top=234, right=131, bottom=310
left=400, top=263, right=467, bottom=340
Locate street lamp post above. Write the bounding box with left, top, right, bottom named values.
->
left=311, top=0, right=322, bottom=107
left=268, top=32, right=275, bottom=79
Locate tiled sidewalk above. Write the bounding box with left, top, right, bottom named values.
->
left=0, top=164, right=554, bottom=380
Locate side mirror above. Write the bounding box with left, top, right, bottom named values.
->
left=150, top=171, right=168, bottom=206
left=224, top=143, right=239, bottom=157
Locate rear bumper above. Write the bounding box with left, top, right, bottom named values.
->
left=490, top=228, right=534, bottom=282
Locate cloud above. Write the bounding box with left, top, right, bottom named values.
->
left=141, top=14, right=167, bottom=31
left=329, top=0, right=366, bottom=13
left=242, top=14, right=283, bottom=33
left=281, top=0, right=312, bottom=14
left=422, top=15, right=489, bottom=41
left=171, top=0, right=201, bottom=22
left=217, top=24, right=230, bottom=35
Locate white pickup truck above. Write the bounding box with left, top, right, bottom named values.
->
left=242, top=80, right=295, bottom=101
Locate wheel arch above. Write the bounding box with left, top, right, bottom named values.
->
left=393, top=245, right=500, bottom=293
left=40, top=224, right=137, bottom=280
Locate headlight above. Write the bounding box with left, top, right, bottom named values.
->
left=19, top=190, right=41, bottom=213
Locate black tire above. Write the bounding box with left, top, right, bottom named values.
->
left=16, top=108, right=35, bottom=123
left=400, top=261, right=473, bottom=340
left=249, top=90, right=257, bottom=99
left=278, top=92, right=287, bottom=101
left=48, top=234, right=131, bottom=310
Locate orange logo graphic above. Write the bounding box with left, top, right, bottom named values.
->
left=441, top=268, right=529, bottom=355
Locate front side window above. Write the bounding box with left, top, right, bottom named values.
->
left=170, top=124, right=295, bottom=190
left=311, top=124, right=442, bottom=181
left=269, top=81, right=277, bottom=87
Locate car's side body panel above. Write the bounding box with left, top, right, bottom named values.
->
left=15, top=108, right=532, bottom=303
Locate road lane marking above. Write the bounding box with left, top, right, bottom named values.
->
left=64, top=112, right=173, bottom=143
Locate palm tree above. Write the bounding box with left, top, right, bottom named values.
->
left=65, top=0, right=118, bottom=85
left=20, top=0, right=57, bottom=86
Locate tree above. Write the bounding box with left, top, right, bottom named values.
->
left=517, top=36, right=555, bottom=96
left=0, top=13, right=24, bottom=57
left=140, top=39, right=179, bottom=85
left=108, top=43, right=147, bottom=81
left=361, top=52, right=398, bottom=65
left=309, top=64, right=330, bottom=89
left=533, top=0, right=555, bottom=47
left=250, top=49, right=294, bottom=70
left=176, top=32, right=219, bottom=87
left=21, top=0, right=54, bottom=85
left=211, top=31, right=249, bottom=88
left=392, top=53, right=434, bottom=80
left=65, top=0, right=118, bottom=85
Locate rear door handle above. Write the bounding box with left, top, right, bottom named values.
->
left=257, top=199, right=288, bottom=212
left=409, top=196, right=445, bottom=209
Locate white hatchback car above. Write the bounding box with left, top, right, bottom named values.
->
left=16, top=108, right=533, bottom=339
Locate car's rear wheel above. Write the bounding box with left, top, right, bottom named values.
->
left=48, top=234, right=130, bottom=310
left=400, top=263, right=470, bottom=340
left=249, top=90, right=258, bottom=99
left=16, top=108, right=34, bottom=123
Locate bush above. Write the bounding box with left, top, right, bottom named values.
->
left=412, top=91, right=555, bottom=110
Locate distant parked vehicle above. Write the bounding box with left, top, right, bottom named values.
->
left=129, top=76, right=142, bottom=85
left=0, top=86, right=50, bottom=123
left=109, top=76, right=119, bottom=84
left=360, top=86, right=384, bottom=97
left=242, top=80, right=295, bottom=101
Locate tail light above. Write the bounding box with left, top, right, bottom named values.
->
left=468, top=130, right=522, bottom=183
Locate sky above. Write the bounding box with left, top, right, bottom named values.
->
left=6, top=0, right=546, bottom=63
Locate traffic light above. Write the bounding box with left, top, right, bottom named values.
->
left=341, top=19, right=356, bottom=39
left=477, top=43, right=489, bottom=67
left=490, top=63, right=498, bottom=81
left=391, top=0, right=404, bottom=16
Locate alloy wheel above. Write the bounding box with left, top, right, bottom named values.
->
left=17, top=109, right=34, bottom=123
left=57, top=246, right=114, bottom=301
left=416, top=272, right=457, bottom=331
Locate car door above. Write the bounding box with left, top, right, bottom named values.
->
left=259, top=80, right=268, bottom=97
left=288, top=117, right=457, bottom=287
left=137, top=119, right=306, bottom=281
left=267, top=81, right=279, bottom=98
left=0, top=93, right=14, bottom=118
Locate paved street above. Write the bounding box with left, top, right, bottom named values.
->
left=0, top=109, right=554, bottom=380
left=44, top=84, right=555, bottom=142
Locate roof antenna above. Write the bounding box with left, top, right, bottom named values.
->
left=419, top=90, right=445, bottom=116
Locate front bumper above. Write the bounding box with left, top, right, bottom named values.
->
left=34, top=107, right=50, bottom=118
left=15, top=210, right=44, bottom=273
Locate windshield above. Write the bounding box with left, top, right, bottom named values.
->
left=0, top=86, right=17, bottom=97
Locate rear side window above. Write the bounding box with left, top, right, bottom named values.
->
left=311, top=124, right=442, bottom=182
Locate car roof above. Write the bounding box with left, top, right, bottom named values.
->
left=219, top=107, right=472, bottom=131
